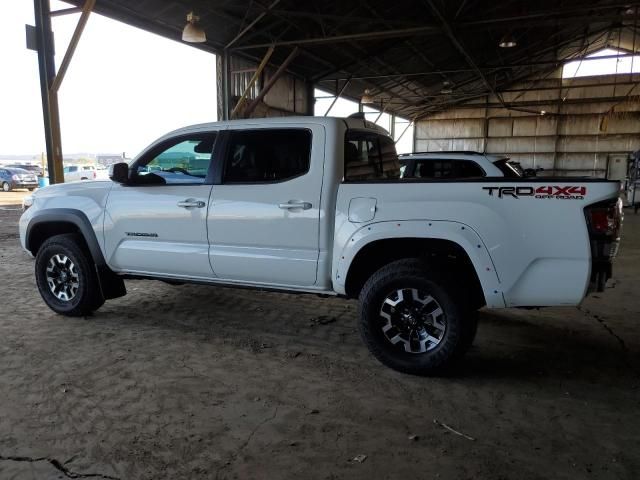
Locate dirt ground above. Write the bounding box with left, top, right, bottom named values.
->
left=1, top=190, right=639, bottom=480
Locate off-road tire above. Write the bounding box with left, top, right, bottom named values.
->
left=358, top=258, right=477, bottom=375
left=35, top=233, right=105, bottom=316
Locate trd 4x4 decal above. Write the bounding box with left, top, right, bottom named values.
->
left=482, top=186, right=586, bottom=199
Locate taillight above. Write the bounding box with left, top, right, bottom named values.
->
left=590, top=209, right=615, bottom=235
left=586, top=199, right=622, bottom=238
left=585, top=198, right=623, bottom=293
left=93, top=171, right=96, bottom=179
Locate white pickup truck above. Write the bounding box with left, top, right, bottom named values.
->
left=19, top=116, right=623, bottom=375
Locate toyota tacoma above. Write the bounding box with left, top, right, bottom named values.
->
left=19, top=116, right=623, bottom=375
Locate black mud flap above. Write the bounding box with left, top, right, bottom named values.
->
left=96, top=265, right=127, bottom=300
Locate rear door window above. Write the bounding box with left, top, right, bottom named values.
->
left=223, top=129, right=311, bottom=183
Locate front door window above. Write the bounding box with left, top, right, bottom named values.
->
left=134, top=134, right=217, bottom=185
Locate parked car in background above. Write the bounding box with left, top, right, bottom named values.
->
left=6, top=164, right=43, bottom=176
left=399, top=152, right=523, bottom=179
left=95, top=165, right=110, bottom=180
left=63, top=165, right=97, bottom=182
left=0, top=167, right=38, bottom=191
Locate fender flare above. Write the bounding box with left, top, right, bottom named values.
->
left=334, top=219, right=505, bottom=308
left=25, top=208, right=126, bottom=300
left=26, top=208, right=106, bottom=266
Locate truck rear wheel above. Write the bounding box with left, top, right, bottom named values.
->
left=358, top=259, right=476, bottom=375
left=35, top=233, right=104, bottom=317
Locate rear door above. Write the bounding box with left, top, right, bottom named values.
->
left=207, top=125, right=324, bottom=287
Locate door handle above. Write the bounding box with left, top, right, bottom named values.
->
left=278, top=201, right=312, bottom=210
left=177, top=199, right=206, bottom=209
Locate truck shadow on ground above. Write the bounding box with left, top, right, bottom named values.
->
left=89, top=281, right=637, bottom=386
left=454, top=310, right=637, bottom=384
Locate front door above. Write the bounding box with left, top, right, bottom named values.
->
left=207, top=125, right=324, bottom=287
left=104, top=131, right=219, bottom=279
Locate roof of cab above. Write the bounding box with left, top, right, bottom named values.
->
left=167, top=116, right=390, bottom=138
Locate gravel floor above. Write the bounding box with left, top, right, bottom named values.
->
left=1, top=191, right=639, bottom=480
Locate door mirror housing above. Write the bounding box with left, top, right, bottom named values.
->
left=109, top=162, right=129, bottom=184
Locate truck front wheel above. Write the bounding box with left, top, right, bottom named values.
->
left=35, top=233, right=105, bottom=316
left=358, top=259, right=476, bottom=375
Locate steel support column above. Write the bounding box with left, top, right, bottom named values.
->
left=222, top=49, right=231, bottom=120
left=33, top=0, right=94, bottom=184
left=33, top=0, right=59, bottom=183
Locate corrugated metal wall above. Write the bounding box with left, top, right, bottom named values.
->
left=414, top=72, right=640, bottom=177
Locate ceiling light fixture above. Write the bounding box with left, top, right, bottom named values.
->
left=498, top=33, right=517, bottom=48
left=360, top=89, right=374, bottom=104
left=182, top=12, right=206, bottom=43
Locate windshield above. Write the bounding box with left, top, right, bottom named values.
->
left=493, top=159, right=522, bottom=178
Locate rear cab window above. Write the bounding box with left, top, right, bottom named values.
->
left=344, top=131, right=400, bottom=181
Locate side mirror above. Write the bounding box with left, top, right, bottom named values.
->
left=109, top=162, right=129, bottom=184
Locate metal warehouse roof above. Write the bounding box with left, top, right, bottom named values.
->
left=62, top=0, right=640, bottom=119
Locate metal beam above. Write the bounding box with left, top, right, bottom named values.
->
left=244, top=47, right=300, bottom=117
left=230, top=5, right=639, bottom=52
left=50, top=0, right=95, bottom=94
left=324, top=76, right=352, bottom=116
left=417, top=94, right=640, bottom=111
left=50, top=6, right=82, bottom=17
left=333, top=79, right=640, bottom=99
left=231, top=45, right=275, bottom=118
left=219, top=4, right=420, bottom=27
left=225, top=0, right=280, bottom=49
left=424, top=0, right=501, bottom=101
left=462, top=2, right=640, bottom=26
left=318, top=53, right=640, bottom=81
left=231, top=25, right=441, bottom=50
